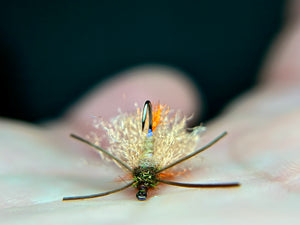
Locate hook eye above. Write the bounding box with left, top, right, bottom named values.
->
left=136, top=184, right=148, bottom=201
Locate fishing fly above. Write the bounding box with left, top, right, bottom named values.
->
left=63, top=100, right=240, bottom=201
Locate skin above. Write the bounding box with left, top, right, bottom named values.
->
left=1, top=1, right=300, bottom=224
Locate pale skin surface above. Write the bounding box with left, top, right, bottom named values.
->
left=1, top=1, right=300, bottom=224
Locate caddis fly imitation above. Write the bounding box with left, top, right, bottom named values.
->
left=63, top=100, right=240, bottom=201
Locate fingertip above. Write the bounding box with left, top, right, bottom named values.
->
left=63, top=65, right=202, bottom=130
left=259, top=0, right=300, bottom=88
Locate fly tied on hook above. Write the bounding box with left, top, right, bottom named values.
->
left=63, top=100, right=240, bottom=201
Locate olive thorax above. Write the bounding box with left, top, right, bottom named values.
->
left=133, top=166, right=158, bottom=201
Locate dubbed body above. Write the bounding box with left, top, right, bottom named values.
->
left=134, top=100, right=158, bottom=200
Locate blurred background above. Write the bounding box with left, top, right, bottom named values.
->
left=0, top=0, right=284, bottom=123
